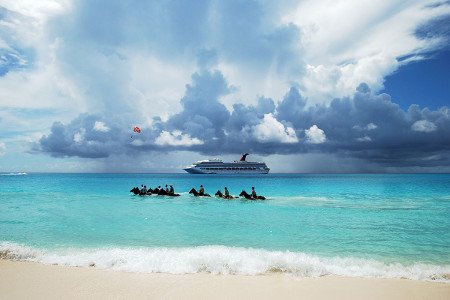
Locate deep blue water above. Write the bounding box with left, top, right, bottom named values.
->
left=0, top=173, right=449, bottom=280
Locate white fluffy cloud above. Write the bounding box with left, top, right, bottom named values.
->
left=93, top=121, right=109, bottom=132
left=366, top=123, right=378, bottom=130
left=305, top=125, right=326, bottom=144
left=283, top=0, right=450, bottom=103
left=357, top=136, right=372, bottom=142
left=155, top=130, right=203, bottom=146
left=252, top=113, right=298, bottom=143
left=73, top=128, right=85, bottom=144
left=411, top=120, right=437, bottom=132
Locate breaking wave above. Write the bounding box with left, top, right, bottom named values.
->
left=0, top=172, right=27, bottom=176
left=1, top=242, right=449, bottom=282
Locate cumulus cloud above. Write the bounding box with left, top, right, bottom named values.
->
left=37, top=114, right=128, bottom=158
left=305, top=125, right=326, bottom=144
left=93, top=121, right=109, bottom=132
left=73, top=128, right=85, bottom=144
left=357, top=136, right=372, bottom=142
left=155, top=130, right=203, bottom=147
left=411, top=120, right=437, bottom=132
left=252, top=113, right=298, bottom=144
left=36, top=71, right=450, bottom=168
left=366, top=123, right=378, bottom=131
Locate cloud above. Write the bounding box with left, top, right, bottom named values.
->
left=73, top=128, right=85, bottom=144
left=252, top=113, right=298, bottom=144
left=305, top=125, right=326, bottom=144
left=282, top=0, right=450, bottom=102
left=37, top=114, right=128, bottom=158
left=2, top=1, right=450, bottom=171
left=2, top=1, right=449, bottom=112
left=155, top=130, right=203, bottom=147
left=36, top=69, right=450, bottom=169
left=4, top=0, right=447, bottom=121
left=357, top=136, right=372, bottom=142
left=411, top=120, right=437, bottom=132
left=93, top=121, right=109, bottom=132
left=353, top=122, right=378, bottom=131
left=0, top=48, right=30, bottom=76
left=366, top=123, right=378, bottom=130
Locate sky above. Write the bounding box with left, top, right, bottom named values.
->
left=0, top=0, right=449, bottom=173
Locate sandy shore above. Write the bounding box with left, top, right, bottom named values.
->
left=0, top=260, right=449, bottom=300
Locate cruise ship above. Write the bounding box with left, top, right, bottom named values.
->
left=183, top=153, right=270, bottom=174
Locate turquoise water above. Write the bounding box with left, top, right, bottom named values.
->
left=1, top=173, right=449, bottom=280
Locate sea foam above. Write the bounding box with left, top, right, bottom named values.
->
left=0, top=172, right=27, bottom=176
left=1, top=242, right=448, bottom=282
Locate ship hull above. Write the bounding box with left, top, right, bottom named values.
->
left=183, top=166, right=270, bottom=174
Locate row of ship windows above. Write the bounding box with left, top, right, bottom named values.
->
left=200, top=167, right=264, bottom=170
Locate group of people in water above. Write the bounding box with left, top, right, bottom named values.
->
left=130, top=184, right=265, bottom=200
left=131, top=184, right=178, bottom=196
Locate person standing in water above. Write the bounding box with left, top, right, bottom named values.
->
left=199, top=185, right=205, bottom=196
left=169, top=185, right=174, bottom=195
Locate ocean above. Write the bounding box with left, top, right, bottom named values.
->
left=0, top=173, right=449, bottom=281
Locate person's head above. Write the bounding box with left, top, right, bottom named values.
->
left=225, top=187, right=228, bottom=189
left=141, top=184, right=143, bottom=187
left=158, top=186, right=161, bottom=188
left=165, top=184, right=167, bottom=187
left=144, top=185, right=146, bottom=188
left=170, top=185, right=173, bottom=187
left=252, top=187, right=255, bottom=190
left=200, top=185, right=203, bottom=187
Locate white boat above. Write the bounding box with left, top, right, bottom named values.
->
left=183, top=153, right=270, bottom=174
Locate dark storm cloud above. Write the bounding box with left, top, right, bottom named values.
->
left=37, top=114, right=129, bottom=158
left=273, top=83, right=450, bottom=166
left=167, top=70, right=232, bottom=138
left=227, top=96, right=276, bottom=132
left=38, top=69, right=450, bottom=168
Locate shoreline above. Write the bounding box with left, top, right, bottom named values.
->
left=1, top=260, right=449, bottom=300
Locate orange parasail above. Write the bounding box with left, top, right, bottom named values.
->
left=133, top=126, right=141, bottom=133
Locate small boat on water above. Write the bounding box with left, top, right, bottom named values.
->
left=183, top=153, right=270, bottom=174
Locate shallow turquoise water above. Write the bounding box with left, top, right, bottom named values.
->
left=1, top=173, right=449, bottom=279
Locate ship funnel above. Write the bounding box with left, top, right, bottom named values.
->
left=240, top=153, right=249, bottom=161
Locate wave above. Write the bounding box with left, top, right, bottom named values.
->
left=0, top=242, right=449, bottom=282
left=0, top=172, right=27, bottom=176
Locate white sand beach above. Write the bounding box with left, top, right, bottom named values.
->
left=1, top=260, right=449, bottom=300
